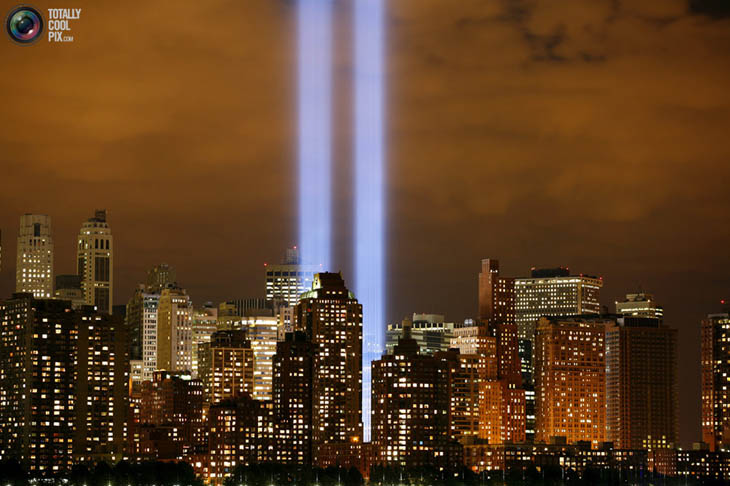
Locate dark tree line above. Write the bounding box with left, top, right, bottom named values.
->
left=0, top=460, right=202, bottom=486
left=223, top=464, right=363, bottom=486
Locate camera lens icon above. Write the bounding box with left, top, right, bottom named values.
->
left=6, top=6, right=43, bottom=44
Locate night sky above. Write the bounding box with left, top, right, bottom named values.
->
left=2, top=0, right=730, bottom=447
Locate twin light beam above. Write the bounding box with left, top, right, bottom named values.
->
left=297, top=0, right=386, bottom=440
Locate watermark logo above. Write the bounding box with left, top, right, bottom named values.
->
left=5, top=5, right=82, bottom=44
left=6, top=5, right=43, bottom=44
left=47, top=8, right=80, bottom=43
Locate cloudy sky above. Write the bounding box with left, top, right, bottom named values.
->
left=1, top=0, right=729, bottom=445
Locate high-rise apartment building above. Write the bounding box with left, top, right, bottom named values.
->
left=534, top=315, right=610, bottom=447
left=606, top=316, right=677, bottom=450
left=200, top=330, right=254, bottom=404
left=702, top=310, right=730, bottom=451
left=157, top=286, right=193, bottom=372
left=615, top=293, right=663, bottom=320
left=15, top=214, right=53, bottom=298
left=240, top=315, right=278, bottom=401
left=0, top=296, right=76, bottom=472
left=265, top=247, right=320, bottom=307
left=126, top=286, right=161, bottom=382
left=294, top=273, right=363, bottom=458
left=476, top=259, right=526, bottom=445
left=77, top=210, right=113, bottom=313
left=138, top=371, right=205, bottom=457
left=436, top=349, right=486, bottom=442
left=272, top=331, right=314, bottom=465
left=385, top=313, right=455, bottom=355
left=74, top=307, right=129, bottom=464
left=371, top=335, right=458, bottom=470
left=0, top=295, right=128, bottom=472
left=208, top=396, right=274, bottom=483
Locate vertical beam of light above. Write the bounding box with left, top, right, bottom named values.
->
left=298, top=0, right=332, bottom=270
left=355, top=0, right=385, bottom=442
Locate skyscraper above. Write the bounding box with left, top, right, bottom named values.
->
left=606, top=316, right=677, bottom=450
left=73, top=307, right=129, bottom=464
left=371, top=334, right=457, bottom=469
left=476, top=259, right=526, bottom=445
left=534, top=315, right=610, bottom=447
left=15, top=214, right=53, bottom=298
left=0, top=295, right=76, bottom=472
left=513, top=267, right=602, bottom=441
left=204, top=330, right=254, bottom=404
left=241, top=315, right=278, bottom=401
left=615, top=292, right=664, bottom=320
left=702, top=310, right=730, bottom=451
left=191, top=303, right=218, bottom=379
left=265, top=247, right=320, bottom=307
left=273, top=331, right=314, bottom=465
left=0, top=295, right=128, bottom=472
left=514, top=267, right=603, bottom=342
left=126, top=285, right=161, bottom=382
left=157, top=286, right=193, bottom=372
left=294, top=273, right=363, bottom=459
left=77, top=210, right=113, bottom=313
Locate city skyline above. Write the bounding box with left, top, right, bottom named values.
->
left=0, top=209, right=726, bottom=450
left=2, top=0, right=730, bottom=464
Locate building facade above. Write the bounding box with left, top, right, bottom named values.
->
left=371, top=335, right=459, bottom=470
left=534, top=316, right=610, bottom=447
left=294, top=273, right=363, bottom=459
left=15, top=214, right=53, bottom=298
left=702, top=311, right=730, bottom=451
left=77, top=210, right=113, bottom=313
left=272, top=331, right=314, bottom=465
left=385, top=313, right=455, bottom=355
left=606, top=316, right=677, bottom=450
left=157, top=286, right=193, bottom=372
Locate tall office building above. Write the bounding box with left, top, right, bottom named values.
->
left=146, top=263, right=176, bottom=293
left=273, top=331, right=314, bottom=465
left=515, top=268, right=603, bottom=342
left=265, top=247, right=320, bottom=307
left=476, top=259, right=526, bottom=445
left=514, top=267, right=602, bottom=442
left=606, top=316, right=677, bottom=450
left=294, top=273, right=363, bottom=458
left=15, top=214, right=53, bottom=298
left=702, top=310, right=730, bottom=451
left=0, top=295, right=128, bottom=472
left=157, top=286, right=193, bottom=372
left=615, top=292, right=663, bottom=320
left=385, top=313, right=455, bottom=355
left=534, top=315, right=610, bottom=447
left=126, top=286, right=161, bottom=382
left=77, top=210, right=113, bottom=313
left=371, top=335, right=457, bottom=469
left=240, top=315, right=278, bottom=401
